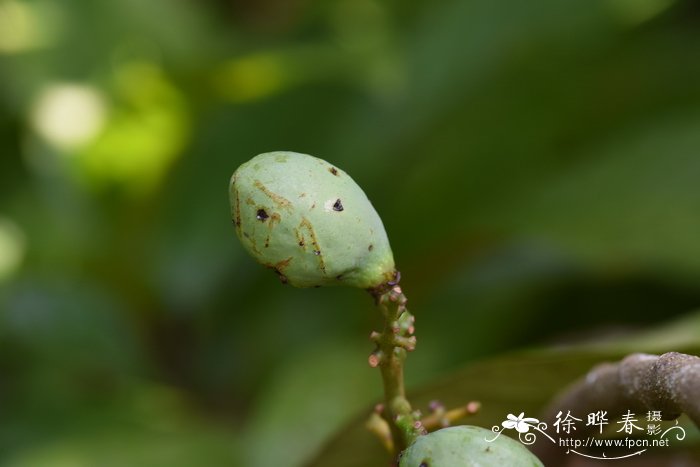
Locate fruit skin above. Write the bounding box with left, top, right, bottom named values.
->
left=229, top=151, right=396, bottom=289
left=399, top=426, right=543, bottom=467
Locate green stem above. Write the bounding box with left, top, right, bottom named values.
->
left=369, top=283, right=423, bottom=457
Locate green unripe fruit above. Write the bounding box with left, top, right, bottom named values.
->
left=399, top=426, right=543, bottom=467
left=229, top=151, right=395, bottom=288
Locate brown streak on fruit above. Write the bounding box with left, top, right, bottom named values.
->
left=233, top=182, right=242, bottom=229
left=275, top=256, right=293, bottom=271
left=270, top=267, right=288, bottom=284
left=267, top=257, right=293, bottom=284
left=300, top=217, right=326, bottom=274
left=265, top=213, right=281, bottom=248
left=294, top=228, right=306, bottom=250
left=254, top=179, right=292, bottom=211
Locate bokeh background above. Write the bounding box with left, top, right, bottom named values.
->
left=1, top=0, right=700, bottom=465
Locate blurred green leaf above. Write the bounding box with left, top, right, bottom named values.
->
left=3, top=384, right=241, bottom=467
left=2, top=0, right=700, bottom=464
left=243, top=340, right=380, bottom=467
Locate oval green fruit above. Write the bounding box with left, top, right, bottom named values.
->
left=399, top=426, right=543, bottom=467
left=229, top=151, right=395, bottom=289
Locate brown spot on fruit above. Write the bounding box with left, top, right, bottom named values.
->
left=368, top=244, right=374, bottom=251
left=256, top=209, right=269, bottom=221
left=332, top=199, right=344, bottom=211
left=329, top=167, right=339, bottom=176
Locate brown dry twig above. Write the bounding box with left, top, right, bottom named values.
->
left=544, top=352, right=700, bottom=425
left=535, top=351, right=700, bottom=464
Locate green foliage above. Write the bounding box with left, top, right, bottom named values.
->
left=1, top=0, right=700, bottom=465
